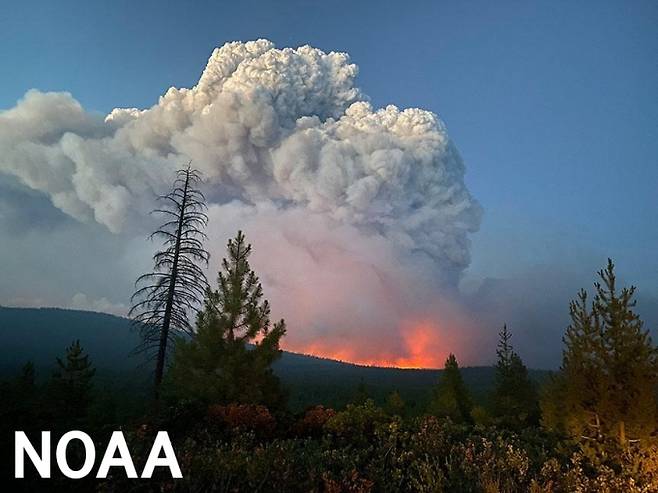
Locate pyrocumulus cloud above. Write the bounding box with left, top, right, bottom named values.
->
left=0, top=40, right=483, bottom=367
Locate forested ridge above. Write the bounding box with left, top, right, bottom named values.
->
left=0, top=306, right=545, bottom=413
left=1, top=167, right=655, bottom=492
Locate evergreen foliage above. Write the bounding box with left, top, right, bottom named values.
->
left=48, top=340, right=96, bottom=428
left=541, top=259, right=658, bottom=449
left=0, top=362, right=39, bottom=434
left=352, top=379, right=370, bottom=405
left=4, top=254, right=658, bottom=489
left=167, top=231, right=286, bottom=409
left=428, top=353, right=472, bottom=423
left=491, top=325, right=539, bottom=428
left=385, top=390, right=406, bottom=417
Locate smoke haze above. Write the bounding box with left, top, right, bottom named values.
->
left=1, top=40, right=654, bottom=368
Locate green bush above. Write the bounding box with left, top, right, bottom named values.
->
left=99, top=401, right=658, bottom=492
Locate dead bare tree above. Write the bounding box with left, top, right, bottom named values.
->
left=129, top=165, right=209, bottom=399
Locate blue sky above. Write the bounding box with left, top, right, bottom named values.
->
left=1, top=0, right=657, bottom=292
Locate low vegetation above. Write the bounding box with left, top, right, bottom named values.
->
left=1, top=169, right=656, bottom=491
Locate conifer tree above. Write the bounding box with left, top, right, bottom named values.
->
left=491, top=325, right=539, bottom=428
left=16, top=362, right=37, bottom=424
left=0, top=362, right=38, bottom=432
left=429, top=354, right=473, bottom=423
left=167, top=231, right=286, bottom=409
left=130, top=165, right=209, bottom=399
left=542, top=289, right=605, bottom=439
left=18, top=361, right=35, bottom=389
left=352, top=380, right=370, bottom=405
left=385, top=390, right=407, bottom=418
left=541, top=259, right=658, bottom=449
left=49, top=340, right=96, bottom=428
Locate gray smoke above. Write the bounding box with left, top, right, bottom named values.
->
left=0, top=40, right=484, bottom=366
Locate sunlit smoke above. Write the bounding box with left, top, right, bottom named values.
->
left=0, top=40, right=482, bottom=367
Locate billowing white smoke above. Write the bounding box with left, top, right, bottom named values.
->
left=0, top=40, right=482, bottom=366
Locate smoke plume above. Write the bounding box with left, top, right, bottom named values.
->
left=0, top=40, right=483, bottom=367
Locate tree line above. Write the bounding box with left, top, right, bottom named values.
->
left=2, top=165, right=656, bottom=490
left=132, top=166, right=658, bottom=487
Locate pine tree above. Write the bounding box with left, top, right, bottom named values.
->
left=130, top=165, right=210, bottom=400
left=16, top=362, right=37, bottom=426
left=491, top=325, right=539, bottom=428
left=167, top=231, right=286, bottom=409
left=428, top=354, right=473, bottom=423
left=18, top=361, right=35, bottom=389
left=0, top=362, right=38, bottom=432
left=594, top=259, right=658, bottom=446
left=541, top=259, right=658, bottom=449
left=0, top=362, right=40, bottom=482
left=352, top=380, right=370, bottom=405
left=49, top=340, right=96, bottom=428
left=385, top=390, right=406, bottom=418
left=542, top=289, right=605, bottom=439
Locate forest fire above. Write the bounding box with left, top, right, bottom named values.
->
left=289, top=320, right=455, bottom=370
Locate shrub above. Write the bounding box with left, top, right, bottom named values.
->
left=324, top=399, right=389, bottom=446
left=293, top=405, right=337, bottom=437
left=207, top=403, right=276, bottom=437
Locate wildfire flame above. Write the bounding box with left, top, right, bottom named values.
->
left=288, top=320, right=457, bottom=369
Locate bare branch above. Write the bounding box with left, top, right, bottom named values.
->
left=129, top=165, right=210, bottom=399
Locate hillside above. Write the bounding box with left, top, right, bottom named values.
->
left=0, top=306, right=549, bottom=411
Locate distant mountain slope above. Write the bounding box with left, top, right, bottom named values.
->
left=0, top=306, right=140, bottom=370
left=0, top=307, right=550, bottom=411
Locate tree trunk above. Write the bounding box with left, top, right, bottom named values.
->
left=153, top=170, right=190, bottom=401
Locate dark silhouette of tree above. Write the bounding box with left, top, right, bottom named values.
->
left=542, top=259, right=658, bottom=449
left=129, top=165, right=209, bottom=399
left=49, top=340, right=96, bottom=428
left=385, top=390, right=406, bottom=418
left=0, top=362, right=38, bottom=431
left=352, top=379, right=370, bottom=405
left=428, top=353, right=473, bottom=423
left=0, top=362, right=40, bottom=483
left=491, top=325, right=539, bottom=428
left=18, top=360, right=35, bottom=388
left=167, top=231, right=286, bottom=409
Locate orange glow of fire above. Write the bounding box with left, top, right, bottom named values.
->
left=288, top=320, right=455, bottom=369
